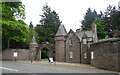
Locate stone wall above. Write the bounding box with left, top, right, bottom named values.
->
left=90, top=38, right=120, bottom=72
left=55, top=36, right=66, bottom=62
left=65, top=31, right=81, bottom=63
left=2, top=49, right=31, bottom=60
left=81, top=43, right=91, bottom=64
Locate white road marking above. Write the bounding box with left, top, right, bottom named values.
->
left=0, top=66, right=18, bottom=72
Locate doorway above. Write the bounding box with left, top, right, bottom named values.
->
left=41, top=48, right=50, bottom=61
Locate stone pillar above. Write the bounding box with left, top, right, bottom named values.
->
left=55, top=25, right=67, bottom=62
left=55, top=35, right=66, bottom=62
left=29, top=36, right=38, bottom=60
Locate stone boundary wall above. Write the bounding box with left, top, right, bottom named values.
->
left=90, top=38, right=120, bottom=72
left=2, top=49, right=31, bottom=60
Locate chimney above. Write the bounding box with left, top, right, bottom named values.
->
left=92, top=23, right=98, bottom=42
left=118, top=1, right=120, bottom=11
left=92, top=23, right=97, bottom=33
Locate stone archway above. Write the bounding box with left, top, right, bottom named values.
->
left=34, top=42, right=55, bottom=61
left=40, top=47, right=50, bottom=60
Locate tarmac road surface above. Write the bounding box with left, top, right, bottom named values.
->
left=1, top=61, right=119, bottom=75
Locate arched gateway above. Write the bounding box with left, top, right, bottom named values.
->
left=35, top=42, right=55, bottom=60
left=29, top=37, right=55, bottom=61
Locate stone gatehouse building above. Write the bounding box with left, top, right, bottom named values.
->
left=55, top=23, right=98, bottom=64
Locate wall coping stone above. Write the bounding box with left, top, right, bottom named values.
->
left=91, top=38, right=120, bottom=45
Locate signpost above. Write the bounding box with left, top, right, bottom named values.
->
left=49, top=58, right=53, bottom=63
left=13, top=51, right=18, bottom=61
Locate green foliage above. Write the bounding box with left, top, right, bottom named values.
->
left=81, top=8, right=98, bottom=30
left=82, top=5, right=120, bottom=39
left=2, top=2, right=25, bottom=20
left=0, top=1, right=2, bottom=51
left=104, top=5, right=120, bottom=37
left=41, top=58, right=48, bottom=61
left=98, top=5, right=120, bottom=38
left=2, top=2, right=30, bottom=50
left=41, top=48, right=49, bottom=59
left=95, top=19, right=108, bottom=39
left=35, top=4, right=61, bottom=44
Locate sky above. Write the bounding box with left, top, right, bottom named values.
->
left=21, top=0, right=120, bottom=32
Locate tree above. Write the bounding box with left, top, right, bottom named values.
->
left=95, top=5, right=120, bottom=39
left=35, top=4, right=61, bottom=44
left=0, top=1, right=2, bottom=51
left=81, top=8, right=98, bottom=30
left=2, top=2, right=30, bottom=50
left=103, top=5, right=120, bottom=37
left=95, top=18, right=108, bottom=39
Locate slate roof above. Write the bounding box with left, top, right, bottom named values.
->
left=56, top=25, right=67, bottom=36
left=30, top=36, right=38, bottom=45
left=75, top=31, right=93, bottom=42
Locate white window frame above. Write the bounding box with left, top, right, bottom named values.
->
left=91, top=52, right=94, bottom=59
left=83, top=53, right=87, bottom=59
left=83, top=38, right=87, bottom=44
left=69, top=39, right=72, bottom=46
left=69, top=51, right=73, bottom=58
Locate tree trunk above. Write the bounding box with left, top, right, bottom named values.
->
left=7, top=40, right=10, bottom=49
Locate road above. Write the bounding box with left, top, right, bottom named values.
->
left=1, top=61, right=119, bottom=75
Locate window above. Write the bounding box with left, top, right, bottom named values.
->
left=69, top=51, right=73, bottom=58
left=91, top=52, right=94, bottom=59
left=53, top=51, right=55, bottom=53
left=83, top=38, right=87, bottom=44
left=69, top=39, right=72, bottom=46
left=83, top=53, right=87, bottom=59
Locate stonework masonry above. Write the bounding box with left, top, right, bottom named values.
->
left=2, top=49, right=30, bottom=60
left=65, top=30, right=81, bottom=63
left=90, top=38, right=120, bottom=72
left=55, top=36, right=66, bottom=62
left=55, top=24, right=97, bottom=64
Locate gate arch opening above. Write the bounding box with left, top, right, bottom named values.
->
left=34, top=42, right=55, bottom=61
left=41, top=48, right=50, bottom=60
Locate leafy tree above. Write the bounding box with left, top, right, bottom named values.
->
left=35, top=4, right=61, bottom=44
left=2, top=2, right=30, bottom=50
left=0, top=1, right=2, bottom=51
left=81, top=8, right=98, bottom=30
left=95, top=18, right=108, bottom=39
left=95, top=5, right=120, bottom=39
left=82, top=5, right=120, bottom=39
left=103, top=5, right=120, bottom=37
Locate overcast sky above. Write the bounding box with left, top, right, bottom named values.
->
left=21, top=0, right=119, bottom=32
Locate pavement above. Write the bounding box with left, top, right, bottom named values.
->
left=33, top=60, right=96, bottom=69
left=15, top=60, right=118, bottom=72
left=1, top=60, right=119, bottom=74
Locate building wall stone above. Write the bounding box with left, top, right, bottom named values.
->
left=90, top=38, right=120, bottom=72
left=55, top=36, right=66, bottom=62
left=65, top=31, right=81, bottom=63
left=81, top=43, right=91, bottom=64
left=2, top=49, right=30, bottom=60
